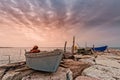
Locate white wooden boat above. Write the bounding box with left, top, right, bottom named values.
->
left=25, top=50, right=63, bottom=72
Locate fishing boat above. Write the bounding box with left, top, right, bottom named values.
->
left=25, top=49, right=63, bottom=72
left=77, top=48, right=93, bottom=55
left=92, top=46, right=108, bottom=52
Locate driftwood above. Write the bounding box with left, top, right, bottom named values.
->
left=15, top=66, right=31, bottom=72
left=0, top=61, right=26, bottom=69
left=60, top=59, right=91, bottom=79
left=60, top=64, right=69, bottom=68
left=0, top=61, right=27, bottom=80
left=0, top=68, right=7, bottom=79
left=2, top=69, right=34, bottom=80
left=0, top=61, right=34, bottom=80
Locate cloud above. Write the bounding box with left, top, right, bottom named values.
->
left=0, top=0, right=120, bottom=47
left=1, top=0, right=120, bottom=28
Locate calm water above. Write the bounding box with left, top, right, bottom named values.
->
left=110, top=47, right=120, bottom=49
left=0, top=47, right=71, bottom=66
left=0, top=47, right=119, bottom=66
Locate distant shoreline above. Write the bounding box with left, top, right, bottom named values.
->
left=0, top=47, right=13, bottom=48
left=0, top=47, right=120, bottom=49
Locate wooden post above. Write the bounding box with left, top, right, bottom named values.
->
left=24, top=49, right=27, bottom=53
left=92, top=44, right=96, bottom=54
left=64, top=41, right=67, bottom=53
left=8, top=55, right=11, bottom=64
left=92, top=44, right=95, bottom=51
left=72, top=36, right=75, bottom=54
left=19, top=49, right=21, bottom=61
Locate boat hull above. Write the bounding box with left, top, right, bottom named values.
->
left=25, top=51, right=63, bottom=72
left=92, top=46, right=108, bottom=52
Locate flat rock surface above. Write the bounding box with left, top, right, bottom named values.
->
left=75, top=76, right=100, bottom=80
left=74, top=55, right=93, bottom=59
left=22, top=67, right=72, bottom=80
left=95, top=55, right=120, bottom=69
left=79, top=58, right=95, bottom=65
left=82, top=65, right=120, bottom=80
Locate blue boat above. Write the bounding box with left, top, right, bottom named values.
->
left=25, top=49, right=63, bottom=72
left=92, top=46, right=108, bottom=52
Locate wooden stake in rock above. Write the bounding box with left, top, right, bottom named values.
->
left=64, top=41, right=67, bottom=53
left=72, top=36, right=75, bottom=54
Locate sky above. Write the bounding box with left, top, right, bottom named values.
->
left=0, top=0, right=120, bottom=47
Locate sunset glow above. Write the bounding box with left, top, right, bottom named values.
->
left=0, top=0, right=120, bottom=47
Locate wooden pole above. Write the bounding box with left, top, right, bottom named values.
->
left=24, top=49, right=27, bottom=53
left=64, top=41, right=67, bottom=53
left=8, top=55, right=11, bottom=64
left=92, top=44, right=95, bottom=51
left=72, top=36, right=75, bottom=54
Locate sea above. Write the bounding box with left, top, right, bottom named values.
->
left=0, top=47, right=120, bottom=66
left=0, top=47, right=71, bottom=66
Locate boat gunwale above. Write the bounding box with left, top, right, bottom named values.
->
left=25, top=52, right=62, bottom=58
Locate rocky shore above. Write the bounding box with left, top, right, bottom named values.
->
left=0, top=49, right=120, bottom=80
